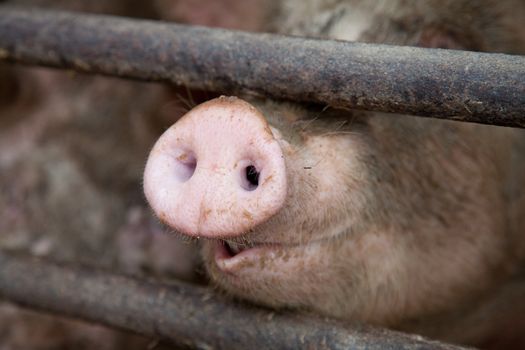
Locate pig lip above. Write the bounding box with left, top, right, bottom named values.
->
left=221, top=240, right=270, bottom=256
left=214, top=240, right=280, bottom=272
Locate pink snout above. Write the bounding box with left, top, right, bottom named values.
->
left=143, top=96, right=287, bottom=238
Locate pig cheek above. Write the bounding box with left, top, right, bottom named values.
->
left=278, top=135, right=368, bottom=244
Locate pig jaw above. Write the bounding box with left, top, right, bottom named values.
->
left=143, top=96, right=287, bottom=238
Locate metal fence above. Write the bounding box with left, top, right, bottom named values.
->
left=0, top=7, right=524, bottom=127
left=0, top=251, right=466, bottom=350
left=0, top=5, right=523, bottom=350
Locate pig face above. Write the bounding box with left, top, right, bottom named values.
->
left=199, top=99, right=375, bottom=316
left=144, top=95, right=513, bottom=326
left=144, top=96, right=374, bottom=315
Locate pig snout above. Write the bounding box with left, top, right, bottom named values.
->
left=143, top=96, right=287, bottom=238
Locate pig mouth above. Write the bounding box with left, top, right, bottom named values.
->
left=211, top=239, right=324, bottom=279
left=223, top=240, right=263, bottom=255
left=212, top=237, right=319, bottom=274
left=219, top=239, right=278, bottom=257
left=213, top=239, right=285, bottom=271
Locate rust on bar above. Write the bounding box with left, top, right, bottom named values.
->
left=0, top=7, right=523, bottom=127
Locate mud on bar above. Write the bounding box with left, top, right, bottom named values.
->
left=0, top=6, right=524, bottom=128
left=0, top=250, right=470, bottom=350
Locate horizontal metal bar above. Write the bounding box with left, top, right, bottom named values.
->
left=0, top=250, right=468, bottom=350
left=0, top=7, right=524, bottom=128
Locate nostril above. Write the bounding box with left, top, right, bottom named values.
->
left=173, top=151, right=197, bottom=182
left=243, top=165, right=260, bottom=191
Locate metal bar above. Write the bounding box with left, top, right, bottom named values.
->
left=0, top=7, right=523, bottom=128
left=0, top=250, right=468, bottom=350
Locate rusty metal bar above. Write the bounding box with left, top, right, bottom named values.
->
left=0, top=7, right=524, bottom=128
left=0, top=250, right=468, bottom=350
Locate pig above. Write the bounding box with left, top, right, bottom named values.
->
left=143, top=0, right=525, bottom=347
